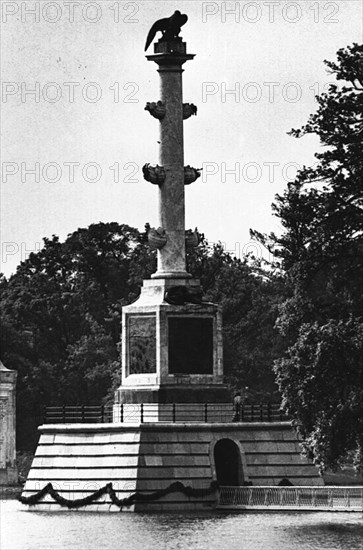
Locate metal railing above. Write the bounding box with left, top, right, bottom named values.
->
left=44, top=405, right=113, bottom=424
left=218, top=486, right=363, bottom=511
left=43, top=403, right=288, bottom=424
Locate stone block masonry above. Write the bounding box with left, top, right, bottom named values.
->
left=21, top=421, right=323, bottom=512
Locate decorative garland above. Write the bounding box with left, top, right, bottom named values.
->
left=19, top=480, right=219, bottom=510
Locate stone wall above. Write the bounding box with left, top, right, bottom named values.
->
left=0, top=361, right=18, bottom=485
left=21, top=421, right=323, bottom=512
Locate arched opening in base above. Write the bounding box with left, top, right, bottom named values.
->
left=214, top=438, right=244, bottom=486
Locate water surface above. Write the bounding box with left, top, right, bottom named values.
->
left=1, top=499, right=362, bottom=550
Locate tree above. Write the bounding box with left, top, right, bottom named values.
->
left=275, top=318, right=362, bottom=471
left=64, top=315, right=119, bottom=404
left=254, top=44, right=363, bottom=470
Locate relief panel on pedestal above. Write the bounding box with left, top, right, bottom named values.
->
left=0, top=398, right=8, bottom=468
left=127, top=315, right=157, bottom=375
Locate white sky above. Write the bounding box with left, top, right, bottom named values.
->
left=1, top=0, right=362, bottom=276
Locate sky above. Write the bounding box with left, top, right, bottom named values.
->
left=1, top=0, right=362, bottom=276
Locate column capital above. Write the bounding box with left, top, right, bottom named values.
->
left=146, top=53, right=195, bottom=71
left=146, top=40, right=195, bottom=69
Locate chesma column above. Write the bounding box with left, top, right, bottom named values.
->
left=146, top=40, right=195, bottom=279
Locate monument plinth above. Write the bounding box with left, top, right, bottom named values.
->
left=114, top=36, right=229, bottom=409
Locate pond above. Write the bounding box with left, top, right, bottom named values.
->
left=1, top=499, right=362, bottom=550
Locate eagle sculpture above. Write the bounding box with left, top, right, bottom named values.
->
left=144, top=11, right=188, bottom=52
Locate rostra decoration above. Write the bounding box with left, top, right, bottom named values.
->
left=185, top=228, right=199, bottom=248
left=145, top=101, right=166, bottom=120
left=183, top=103, right=197, bottom=120
left=142, top=163, right=166, bottom=185
left=184, top=166, right=202, bottom=185
left=148, top=227, right=167, bottom=249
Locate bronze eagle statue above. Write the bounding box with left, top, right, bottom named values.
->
left=144, top=11, right=188, bottom=52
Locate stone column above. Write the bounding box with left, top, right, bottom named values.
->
left=114, top=38, right=230, bottom=408
left=0, top=361, right=18, bottom=485
left=147, top=41, right=194, bottom=279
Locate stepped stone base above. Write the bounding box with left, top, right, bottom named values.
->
left=21, top=421, right=323, bottom=512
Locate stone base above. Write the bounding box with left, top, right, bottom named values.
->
left=118, top=277, right=225, bottom=394
left=20, top=421, right=324, bottom=512
left=154, top=38, right=186, bottom=55
left=151, top=270, right=191, bottom=279
left=131, top=277, right=202, bottom=304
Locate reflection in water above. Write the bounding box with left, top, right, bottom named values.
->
left=1, top=500, right=362, bottom=550
left=286, top=519, right=363, bottom=550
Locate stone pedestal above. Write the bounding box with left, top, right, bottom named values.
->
left=114, top=278, right=230, bottom=410
left=0, top=361, right=18, bottom=485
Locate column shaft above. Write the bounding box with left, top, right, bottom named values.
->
left=156, top=66, right=187, bottom=277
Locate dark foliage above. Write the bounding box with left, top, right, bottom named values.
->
left=252, top=44, right=363, bottom=471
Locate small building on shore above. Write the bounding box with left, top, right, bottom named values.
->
left=0, top=361, right=18, bottom=486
